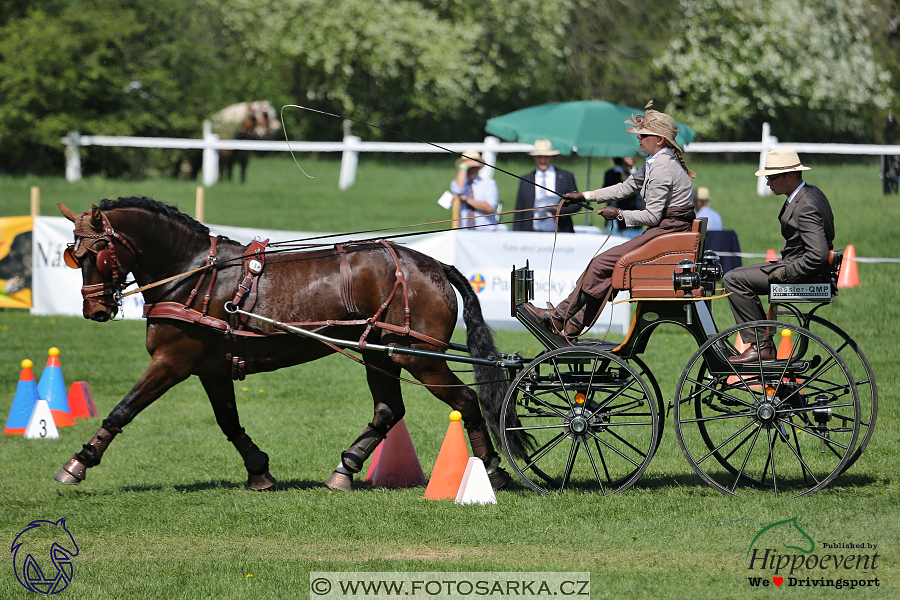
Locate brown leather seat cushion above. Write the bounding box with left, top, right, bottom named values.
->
left=612, top=220, right=704, bottom=298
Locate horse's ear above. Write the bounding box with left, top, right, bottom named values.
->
left=57, top=203, right=79, bottom=223
left=90, top=204, right=103, bottom=230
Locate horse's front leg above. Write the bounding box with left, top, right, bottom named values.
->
left=54, top=338, right=196, bottom=485
left=325, top=351, right=405, bottom=491
left=199, top=374, right=276, bottom=491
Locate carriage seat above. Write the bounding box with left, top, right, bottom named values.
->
left=612, top=218, right=708, bottom=298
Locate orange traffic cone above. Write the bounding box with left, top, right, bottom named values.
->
left=766, top=249, right=778, bottom=262
left=777, top=328, right=794, bottom=359
left=368, top=419, right=427, bottom=488
left=424, top=411, right=470, bottom=500
left=67, top=381, right=98, bottom=421
left=734, top=334, right=750, bottom=354
left=837, top=244, right=859, bottom=288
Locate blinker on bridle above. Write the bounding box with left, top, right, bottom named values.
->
left=64, top=209, right=138, bottom=307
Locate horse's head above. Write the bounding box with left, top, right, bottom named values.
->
left=58, top=203, right=138, bottom=322
left=231, top=100, right=281, bottom=139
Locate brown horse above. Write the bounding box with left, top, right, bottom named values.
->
left=54, top=197, right=527, bottom=491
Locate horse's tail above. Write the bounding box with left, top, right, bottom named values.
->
left=441, top=263, right=530, bottom=460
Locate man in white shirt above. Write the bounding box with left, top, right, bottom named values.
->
left=451, top=150, right=501, bottom=230
left=694, top=187, right=723, bottom=230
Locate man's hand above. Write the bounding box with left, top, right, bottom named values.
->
left=599, top=206, right=619, bottom=220
left=561, top=191, right=585, bottom=206
left=768, top=266, right=788, bottom=284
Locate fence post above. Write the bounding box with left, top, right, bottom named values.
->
left=30, top=187, right=40, bottom=217
left=195, top=186, right=205, bottom=222
left=757, top=122, right=778, bottom=196
left=482, top=135, right=500, bottom=179
left=202, top=120, right=219, bottom=187
left=339, top=135, right=361, bottom=190
left=63, top=131, right=82, bottom=182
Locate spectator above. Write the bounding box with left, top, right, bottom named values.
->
left=512, top=139, right=579, bottom=232
left=694, top=187, right=723, bottom=230
left=451, top=150, right=501, bottom=230
left=603, top=156, right=644, bottom=238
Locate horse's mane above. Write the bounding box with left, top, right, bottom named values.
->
left=99, top=197, right=210, bottom=237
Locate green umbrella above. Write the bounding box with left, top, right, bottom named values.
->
left=485, top=100, right=696, bottom=157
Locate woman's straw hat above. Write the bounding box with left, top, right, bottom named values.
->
left=624, top=101, right=683, bottom=153
left=528, top=139, right=560, bottom=156
left=754, top=148, right=811, bottom=176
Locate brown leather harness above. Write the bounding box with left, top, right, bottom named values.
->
left=66, top=208, right=449, bottom=379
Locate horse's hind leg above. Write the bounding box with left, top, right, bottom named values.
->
left=407, top=359, right=511, bottom=490
left=325, top=353, right=405, bottom=491
left=199, top=374, right=276, bottom=491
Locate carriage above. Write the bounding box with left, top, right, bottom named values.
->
left=55, top=199, right=875, bottom=499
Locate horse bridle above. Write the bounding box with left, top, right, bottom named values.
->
left=63, top=209, right=138, bottom=308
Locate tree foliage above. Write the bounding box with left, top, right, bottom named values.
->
left=0, top=0, right=897, bottom=176
left=217, top=0, right=576, bottom=141
left=660, top=0, right=893, bottom=142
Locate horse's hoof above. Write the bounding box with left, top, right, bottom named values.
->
left=325, top=471, right=353, bottom=491
left=247, top=471, right=277, bottom=491
left=488, top=467, right=511, bottom=491
left=54, top=457, right=87, bottom=485
left=53, top=469, right=82, bottom=485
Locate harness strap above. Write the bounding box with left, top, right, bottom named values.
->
left=230, top=238, right=268, bottom=330
left=336, top=243, right=360, bottom=315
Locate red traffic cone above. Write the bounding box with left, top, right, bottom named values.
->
left=364, top=442, right=383, bottom=482
left=67, top=382, right=97, bottom=421
left=368, top=419, right=427, bottom=488
left=837, top=244, right=859, bottom=288
left=777, top=328, right=793, bottom=359
left=37, top=347, right=73, bottom=427
left=5, top=360, right=40, bottom=435
left=766, top=249, right=778, bottom=262
left=424, top=411, right=470, bottom=500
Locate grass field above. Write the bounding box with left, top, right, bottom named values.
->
left=1, top=156, right=898, bottom=599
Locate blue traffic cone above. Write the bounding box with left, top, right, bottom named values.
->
left=5, top=359, right=40, bottom=435
left=37, top=347, right=73, bottom=427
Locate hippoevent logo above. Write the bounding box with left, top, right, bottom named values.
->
left=11, top=518, right=79, bottom=594
left=745, top=517, right=880, bottom=590
left=468, top=273, right=486, bottom=294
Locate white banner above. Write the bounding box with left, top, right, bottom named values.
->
left=32, top=217, right=632, bottom=333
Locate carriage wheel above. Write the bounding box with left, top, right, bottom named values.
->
left=783, top=315, right=877, bottom=475
left=500, top=347, right=659, bottom=495
left=628, top=355, right=665, bottom=452
left=674, top=322, right=860, bottom=497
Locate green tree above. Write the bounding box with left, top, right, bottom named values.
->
left=0, top=0, right=259, bottom=176
left=660, top=0, right=893, bottom=142
left=218, top=0, right=576, bottom=141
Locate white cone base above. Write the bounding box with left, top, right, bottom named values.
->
left=455, top=457, right=497, bottom=505
left=25, top=400, right=59, bottom=439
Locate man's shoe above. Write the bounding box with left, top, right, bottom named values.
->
left=728, top=340, right=776, bottom=364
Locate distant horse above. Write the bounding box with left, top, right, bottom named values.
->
left=212, top=100, right=281, bottom=183
left=54, top=197, right=526, bottom=491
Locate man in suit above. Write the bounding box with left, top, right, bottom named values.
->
left=512, top=139, right=580, bottom=232
left=603, top=156, right=643, bottom=237
left=725, top=149, right=836, bottom=364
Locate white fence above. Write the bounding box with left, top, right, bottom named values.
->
left=61, top=122, right=900, bottom=195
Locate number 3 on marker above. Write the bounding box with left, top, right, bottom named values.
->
left=39, top=419, right=47, bottom=438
